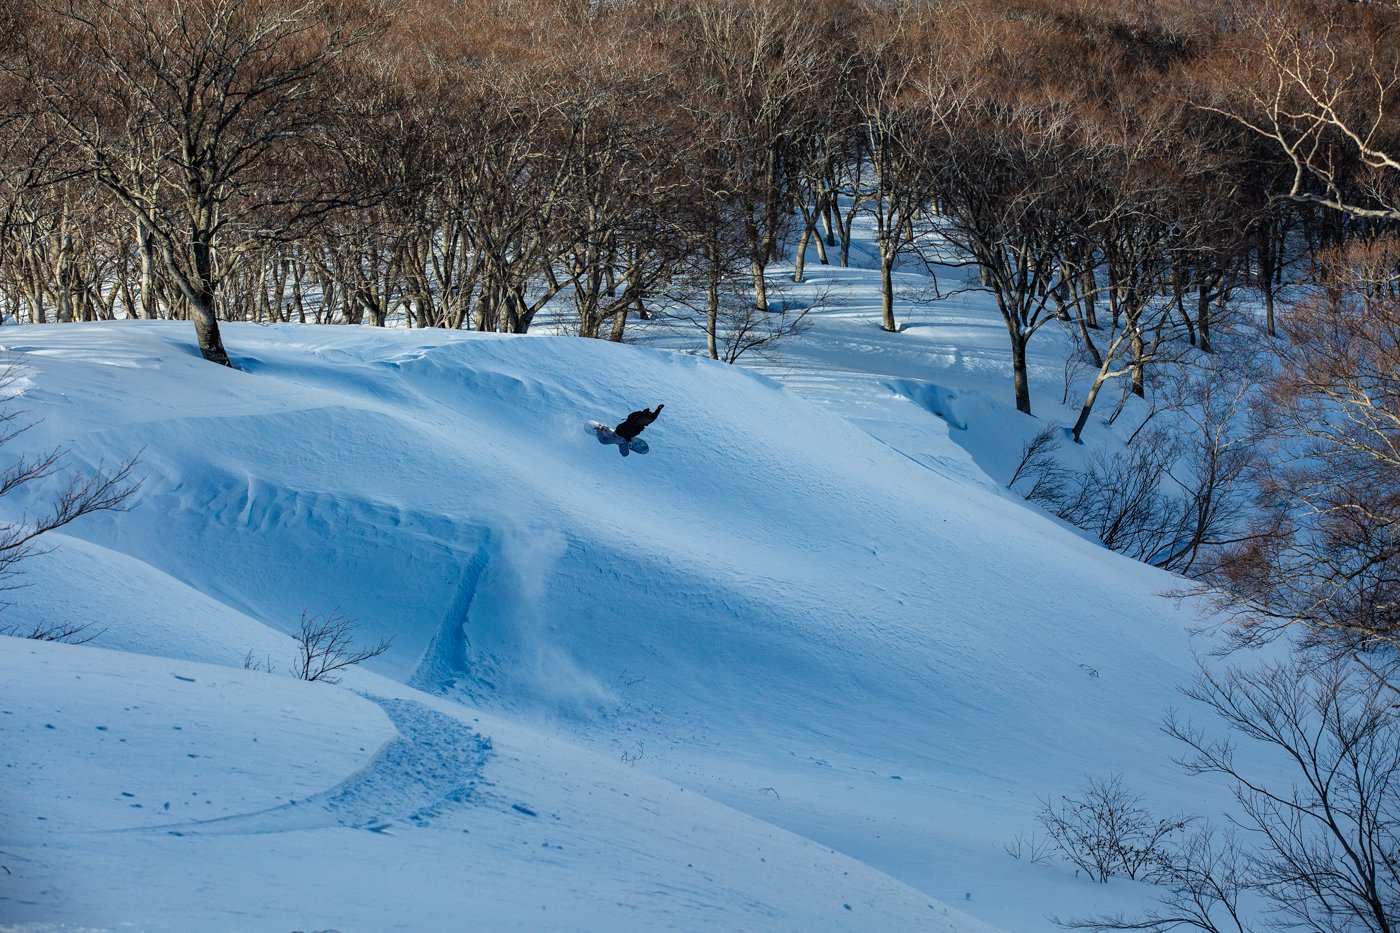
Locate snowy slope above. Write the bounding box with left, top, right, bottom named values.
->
left=0, top=314, right=1230, bottom=931
left=5, top=637, right=989, bottom=931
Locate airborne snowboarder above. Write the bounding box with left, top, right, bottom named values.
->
left=587, top=404, right=664, bottom=457
left=614, top=404, right=664, bottom=441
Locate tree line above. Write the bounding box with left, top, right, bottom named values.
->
left=0, top=2, right=1385, bottom=368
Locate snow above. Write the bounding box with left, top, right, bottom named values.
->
left=0, top=229, right=1245, bottom=930
left=6, top=639, right=980, bottom=932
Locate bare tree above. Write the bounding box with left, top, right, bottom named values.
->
left=918, top=4, right=1088, bottom=417
left=1211, top=2, right=1400, bottom=224
left=851, top=0, right=949, bottom=333
left=677, top=0, right=838, bottom=315
left=1064, top=96, right=1210, bottom=443
left=677, top=280, right=812, bottom=364
left=1038, top=774, right=1191, bottom=884
left=418, top=2, right=580, bottom=335
left=1212, top=237, right=1400, bottom=655
left=1062, top=658, right=1399, bottom=933
left=544, top=13, right=695, bottom=342
left=1057, top=432, right=1189, bottom=564
left=13, top=0, right=382, bottom=363
left=1009, top=423, right=1070, bottom=507
left=1056, top=827, right=1254, bottom=933
left=0, top=368, right=139, bottom=605
left=1167, top=660, right=1400, bottom=933
left=0, top=618, right=104, bottom=644
left=290, top=609, right=390, bottom=684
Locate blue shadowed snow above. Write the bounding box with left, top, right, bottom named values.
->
left=0, top=309, right=1234, bottom=931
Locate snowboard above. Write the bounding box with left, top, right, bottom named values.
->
left=587, top=420, right=649, bottom=456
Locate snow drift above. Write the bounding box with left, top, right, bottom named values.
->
left=1, top=321, right=1223, bottom=930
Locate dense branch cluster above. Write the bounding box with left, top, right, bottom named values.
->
left=0, top=1, right=1388, bottom=370
left=1061, top=660, right=1400, bottom=933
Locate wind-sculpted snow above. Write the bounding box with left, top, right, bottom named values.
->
left=886, top=377, right=968, bottom=430
left=0, top=319, right=1231, bottom=929
left=0, top=639, right=396, bottom=839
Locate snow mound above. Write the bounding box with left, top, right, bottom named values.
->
left=0, top=321, right=1221, bottom=929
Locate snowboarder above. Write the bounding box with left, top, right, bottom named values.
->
left=614, top=404, right=664, bottom=441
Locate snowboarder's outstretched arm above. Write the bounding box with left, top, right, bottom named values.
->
left=614, top=403, right=664, bottom=441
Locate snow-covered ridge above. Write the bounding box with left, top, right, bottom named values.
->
left=2, top=320, right=1218, bottom=930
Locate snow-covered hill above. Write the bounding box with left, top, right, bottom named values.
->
left=1, top=308, right=1230, bottom=930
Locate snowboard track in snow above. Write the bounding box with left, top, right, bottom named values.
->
left=114, top=696, right=492, bottom=837
left=406, top=535, right=492, bottom=697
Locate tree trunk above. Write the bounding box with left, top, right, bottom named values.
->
left=609, top=306, right=628, bottom=342
left=54, top=233, right=74, bottom=324
left=166, top=233, right=232, bottom=366
left=99, top=279, right=119, bottom=321
left=1258, top=223, right=1278, bottom=338
left=1072, top=370, right=1110, bottom=443
left=751, top=257, right=769, bottom=313
left=580, top=301, right=601, bottom=339
left=1131, top=328, right=1146, bottom=397
left=55, top=279, right=73, bottom=323
left=363, top=291, right=385, bottom=327
left=1080, top=264, right=1098, bottom=329
left=812, top=199, right=830, bottom=265
left=118, top=268, right=137, bottom=320
left=191, top=299, right=231, bottom=366
left=1076, top=306, right=1104, bottom=368
left=839, top=203, right=857, bottom=267
left=880, top=243, right=897, bottom=332
left=137, top=222, right=159, bottom=319
left=1010, top=332, right=1032, bottom=415
left=291, top=261, right=307, bottom=324
left=793, top=223, right=811, bottom=284
left=1197, top=285, right=1213, bottom=355
left=706, top=248, right=720, bottom=361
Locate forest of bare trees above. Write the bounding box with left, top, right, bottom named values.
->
left=0, top=0, right=1398, bottom=648
left=0, top=1, right=1383, bottom=355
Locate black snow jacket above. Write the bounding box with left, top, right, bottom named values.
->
left=614, top=404, right=664, bottom=441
